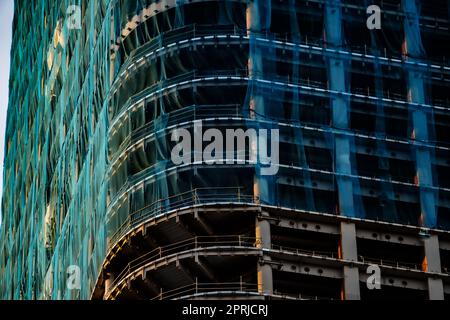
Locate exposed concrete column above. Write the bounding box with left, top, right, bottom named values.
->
left=402, top=0, right=437, bottom=228
left=324, top=4, right=359, bottom=299
left=324, top=3, right=360, bottom=298
left=256, top=213, right=273, bottom=295
left=422, top=235, right=444, bottom=300
left=247, top=1, right=269, bottom=205
left=103, top=272, right=115, bottom=300
left=339, top=222, right=361, bottom=300
left=257, top=264, right=273, bottom=296
left=256, top=216, right=271, bottom=249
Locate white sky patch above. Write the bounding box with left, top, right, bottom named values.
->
left=0, top=0, right=14, bottom=226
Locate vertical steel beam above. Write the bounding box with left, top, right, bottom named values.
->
left=246, top=0, right=271, bottom=202
left=422, top=235, right=444, bottom=300
left=247, top=0, right=270, bottom=204
left=324, top=0, right=355, bottom=218
left=339, top=222, right=361, bottom=300
left=324, top=2, right=360, bottom=299
left=402, top=0, right=437, bottom=228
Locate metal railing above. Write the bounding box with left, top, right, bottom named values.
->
left=108, top=187, right=256, bottom=246
left=109, top=23, right=450, bottom=127
left=272, top=290, right=335, bottom=301
left=106, top=234, right=258, bottom=296
left=116, top=23, right=450, bottom=73
left=109, top=68, right=248, bottom=125
left=107, top=154, right=449, bottom=227
left=271, top=244, right=338, bottom=259
left=151, top=279, right=259, bottom=300
left=107, top=239, right=345, bottom=297
left=358, top=255, right=422, bottom=271
left=121, top=24, right=245, bottom=65
left=109, top=103, right=242, bottom=164
left=152, top=280, right=334, bottom=300
left=132, top=187, right=254, bottom=225
left=107, top=236, right=346, bottom=298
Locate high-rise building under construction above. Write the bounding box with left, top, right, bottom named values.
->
left=1, top=0, right=450, bottom=300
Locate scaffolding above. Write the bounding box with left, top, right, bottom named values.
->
left=1, top=0, right=450, bottom=300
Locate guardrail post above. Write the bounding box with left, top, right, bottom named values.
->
left=195, top=277, right=198, bottom=294
left=193, top=189, right=197, bottom=204
left=157, top=201, right=162, bottom=216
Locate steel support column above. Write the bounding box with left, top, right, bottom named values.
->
left=103, top=272, right=115, bottom=300
left=324, top=0, right=355, bottom=218
left=256, top=213, right=273, bottom=295
left=339, top=222, right=361, bottom=300
left=325, top=2, right=360, bottom=299
left=247, top=0, right=269, bottom=205
left=422, top=235, right=444, bottom=300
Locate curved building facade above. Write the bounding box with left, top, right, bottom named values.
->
left=1, top=0, right=450, bottom=300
